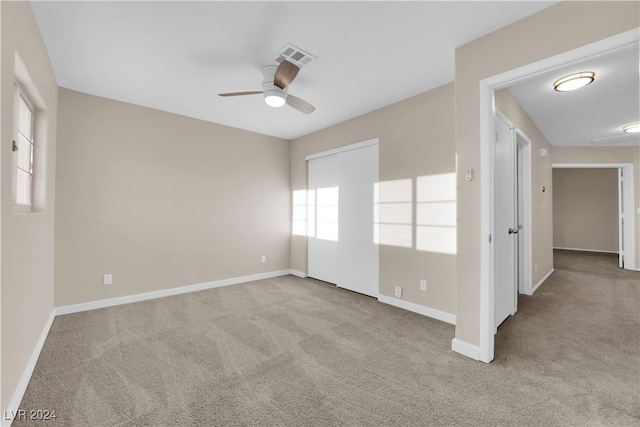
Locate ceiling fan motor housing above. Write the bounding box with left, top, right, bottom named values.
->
left=261, top=65, right=288, bottom=107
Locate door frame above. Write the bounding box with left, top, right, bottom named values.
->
left=551, top=163, right=636, bottom=271
left=478, top=29, right=639, bottom=363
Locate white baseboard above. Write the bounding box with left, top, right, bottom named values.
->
left=553, top=246, right=618, bottom=254
left=527, top=268, right=554, bottom=295
left=2, top=310, right=55, bottom=427
left=377, top=294, right=456, bottom=325
left=55, top=270, right=291, bottom=316
left=451, top=338, right=480, bottom=361
left=289, top=269, right=307, bottom=278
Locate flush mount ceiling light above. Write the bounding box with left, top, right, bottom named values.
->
left=261, top=65, right=287, bottom=108
left=264, top=90, right=286, bottom=107
left=553, top=71, right=595, bottom=92
left=623, top=122, right=640, bottom=133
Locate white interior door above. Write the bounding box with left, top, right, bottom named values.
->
left=494, top=113, right=517, bottom=330
left=618, top=168, right=624, bottom=268
left=337, top=145, right=379, bottom=297
left=308, top=154, right=339, bottom=284
left=515, top=130, right=532, bottom=295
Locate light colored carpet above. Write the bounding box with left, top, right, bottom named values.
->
left=14, top=250, right=639, bottom=426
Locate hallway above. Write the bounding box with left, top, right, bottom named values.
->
left=495, top=249, right=639, bottom=422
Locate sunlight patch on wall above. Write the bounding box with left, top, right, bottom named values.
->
left=374, top=179, right=413, bottom=248
left=292, top=189, right=316, bottom=237
left=416, top=173, right=456, bottom=254
left=292, top=190, right=308, bottom=236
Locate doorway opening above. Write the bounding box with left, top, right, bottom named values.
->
left=552, top=163, right=635, bottom=270
left=478, top=29, right=639, bottom=363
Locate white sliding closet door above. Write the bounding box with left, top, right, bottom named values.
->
left=337, top=144, right=379, bottom=297
left=307, top=141, right=379, bottom=297
left=308, top=154, right=339, bottom=284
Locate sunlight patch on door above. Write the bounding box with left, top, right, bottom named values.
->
left=316, top=186, right=339, bottom=241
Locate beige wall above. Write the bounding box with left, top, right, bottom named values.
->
left=55, top=89, right=291, bottom=307
left=455, top=1, right=639, bottom=347
left=553, top=168, right=618, bottom=253
left=291, top=84, right=457, bottom=316
left=1, top=2, right=58, bottom=412
left=553, top=146, right=640, bottom=267
left=495, top=89, right=554, bottom=285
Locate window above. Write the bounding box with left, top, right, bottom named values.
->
left=13, top=83, right=35, bottom=210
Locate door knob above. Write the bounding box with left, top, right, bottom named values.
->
left=509, top=228, right=519, bottom=234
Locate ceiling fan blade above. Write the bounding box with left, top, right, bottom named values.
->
left=218, top=91, right=262, bottom=97
left=274, top=60, right=300, bottom=89
left=286, top=94, right=315, bottom=114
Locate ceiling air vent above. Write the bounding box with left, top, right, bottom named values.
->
left=274, top=43, right=317, bottom=68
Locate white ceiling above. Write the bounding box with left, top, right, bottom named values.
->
left=508, top=44, right=640, bottom=147
left=31, top=1, right=557, bottom=140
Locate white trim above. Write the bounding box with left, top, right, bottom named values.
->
left=484, top=29, right=639, bottom=92
left=554, top=246, right=618, bottom=254
left=479, top=80, right=494, bottom=363
left=55, top=270, right=291, bottom=315
left=3, top=311, right=55, bottom=427
left=552, top=163, right=631, bottom=168
left=626, top=267, right=640, bottom=272
left=289, top=269, right=307, bottom=278
left=451, top=338, right=480, bottom=361
left=479, top=29, right=639, bottom=364
left=622, top=165, right=636, bottom=270
left=526, top=269, right=555, bottom=296
left=305, top=138, right=379, bottom=161
left=377, top=294, right=456, bottom=325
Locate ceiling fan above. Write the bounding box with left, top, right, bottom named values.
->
left=219, top=60, right=315, bottom=114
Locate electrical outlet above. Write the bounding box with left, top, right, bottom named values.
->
left=103, top=274, right=112, bottom=285
left=261, top=255, right=267, bottom=263
left=420, top=279, right=427, bottom=291
left=394, top=286, right=402, bottom=299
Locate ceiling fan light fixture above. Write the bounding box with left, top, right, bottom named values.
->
left=553, top=71, right=595, bottom=92
left=623, top=122, right=640, bottom=134
left=264, top=90, right=286, bottom=108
